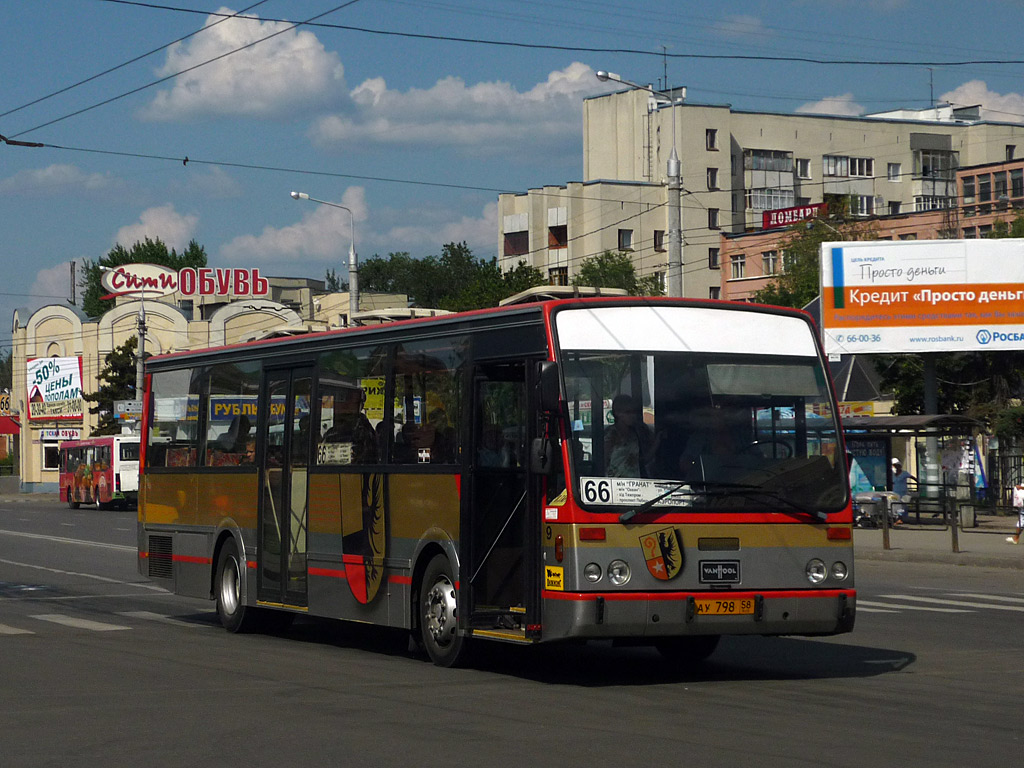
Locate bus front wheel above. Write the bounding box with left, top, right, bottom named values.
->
left=215, top=538, right=259, bottom=633
left=67, top=493, right=80, bottom=510
left=419, top=554, right=467, bottom=667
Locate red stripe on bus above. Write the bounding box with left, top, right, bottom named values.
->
left=541, top=589, right=855, bottom=601
left=173, top=555, right=212, bottom=565
left=309, top=567, right=348, bottom=580
left=246, top=561, right=256, bottom=569
left=388, top=575, right=412, bottom=585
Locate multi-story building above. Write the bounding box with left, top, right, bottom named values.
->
left=720, top=155, right=1024, bottom=301
left=499, top=91, right=1024, bottom=299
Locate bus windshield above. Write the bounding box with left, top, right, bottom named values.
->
left=556, top=307, right=847, bottom=515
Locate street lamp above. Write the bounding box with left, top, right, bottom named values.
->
left=290, top=191, right=358, bottom=326
left=596, top=70, right=684, bottom=298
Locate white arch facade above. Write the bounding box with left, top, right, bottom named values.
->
left=97, top=300, right=190, bottom=357
left=208, top=300, right=302, bottom=346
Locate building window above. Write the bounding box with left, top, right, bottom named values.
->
left=730, top=254, right=746, bottom=280
left=708, top=209, right=720, bottom=230
left=709, top=287, right=721, bottom=300
left=963, top=227, right=977, bottom=239
left=548, top=267, right=568, bottom=286
left=548, top=224, right=567, bottom=249
left=899, top=233, right=917, bottom=240
left=707, top=167, right=719, bottom=190
left=850, top=195, right=874, bottom=217
left=914, top=149, right=958, bottom=179
left=978, top=173, right=992, bottom=213
left=653, top=271, right=665, bottom=292
left=617, top=228, right=633, bottom=251
left=653, top=230, right=666, bottom=252
left=994, top=171, right=1008, bottom=207
left=706, top=128, right=719, bottom=150
left=823, top=155, right=849, bottom=177
left=962, top=176, right=976, bottom=204
left=762, top=250, right=778, bottom=275
left=1008, top=145, right=1017, bottom=162
left=979, top=224, right=993, bottom=238
left=744, top=188, right=795, bottom=211
left=888, top=163, right=901, bottom=181
left=708, top=247, right=720, bottom=269
left=743, top=149, right=793, bottom=172
left=914, top=196, right=954, bottom=211
left=888, top=201, right=901, bottom=215
left=503, top=231, right=528, bottom=257
left=1012, top=168, right=1024, bottom=199
left=42, top=441, right=61, bottom=471
left=849, top=157, right=874, bottom=177
left=796, top=158, right=811, bottom=179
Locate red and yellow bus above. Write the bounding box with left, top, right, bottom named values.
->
left=60, top=435, right=140, bottom=509
left=138, top=298, right=854, bottom=666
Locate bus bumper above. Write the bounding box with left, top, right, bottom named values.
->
left=540, top=589, right=856, bottom=640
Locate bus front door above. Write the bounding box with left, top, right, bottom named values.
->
left=465, top=362, right=534, bottom=634
left=258, top=367, right=312, bottom=609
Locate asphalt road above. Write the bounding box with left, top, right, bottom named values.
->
left=2, top=499, right=1023, bottom=767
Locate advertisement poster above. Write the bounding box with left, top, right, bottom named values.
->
left=820, top=239, right=1024, bottom=355
left=27, top=357, right=83, bottom=421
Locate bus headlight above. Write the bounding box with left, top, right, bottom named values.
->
left=805, top=559, right=827, bottom=584
left=608, top=559, right=631, bottom=586
left=584, top=563, right=602, bottom=583
left=831, top=561, right=849, bottom=581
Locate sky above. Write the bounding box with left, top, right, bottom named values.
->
left=5, top=0, right=1024, bottom=352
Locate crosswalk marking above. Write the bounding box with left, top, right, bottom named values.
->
left=0, top=623, right=34, bottom=635
left=117, top=611, right=203, bottom=628
left=881, top=594, right=1024, bottom=612
left=858, top=599, right=969, bottom=613
left=30, top=614, right=131, bottom=631
left=953, top=593, right=1024, bottom=605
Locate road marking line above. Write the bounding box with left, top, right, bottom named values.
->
left=855, top=606, right=900, bottom=613
left=953, top=593, right=1024, bottom=605
left=30, top=614, right=131, bottom=632
left=882, top=594, right=1024, bottom=612
left=0, top=529, right=134, bottom=552
left=0, top=557, right=165, bottom=591
left=117, top=611, right=205, bottom=628
left=0, top=623, right=34, bottom=635
left=858, top=599, right=970, bottom=613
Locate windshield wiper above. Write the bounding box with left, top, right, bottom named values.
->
left=619, top=480, right=694, bottom=523
left=693, top=480, right=828, bottom=521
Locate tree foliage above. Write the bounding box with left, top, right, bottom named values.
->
left=324, top=268, right=347, bottom=292
left=0, top=349, right=11, bottom=393
left=359, top=242, right=545, bottom=311
left=81, top=238, right=207, bottom=318
left=572, top=250, right=665, bottom=296
left=83, top=337, right=140, bottom=435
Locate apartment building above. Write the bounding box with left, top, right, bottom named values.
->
left=499, top=89, right=1024, bottom=299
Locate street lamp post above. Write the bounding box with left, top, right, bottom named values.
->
left=597, top=70, right=684, bottom=298
left=290, top=191, right=359, bottom=326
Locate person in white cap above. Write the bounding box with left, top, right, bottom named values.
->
left=892, top=458, right=916, bottom=524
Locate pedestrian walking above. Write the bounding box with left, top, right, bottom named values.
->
left=892, top=458, right=916, bottom=524
left=1007, top=483, right=1024, bottom=544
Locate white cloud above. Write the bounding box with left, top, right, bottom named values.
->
left=141, top=8, right=346, bottom=120
left=309, top=62, right=603, bottom=150
left=795, top=93, right=864, bottom=117
left=715, top=15, right=770, bottom=39
left=114, top=205, right=199, bottom=251
left=941, top=80, right=1024, bottom=123
left=220, top=187, right=367, bottom=263
left=29, top=261, right=80, bottom=308
left=377, top=201, right=499, bottom=255
left=0, top=164, right=113, bottom=196
left=180, top=166, right=244, bottom=199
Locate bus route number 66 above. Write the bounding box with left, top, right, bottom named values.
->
left=582, top=478, right=612, bottom=505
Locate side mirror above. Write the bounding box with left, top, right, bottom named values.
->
left=538, top=361, right=560, bottom=414
left=530, top=437, right=554, bottom=475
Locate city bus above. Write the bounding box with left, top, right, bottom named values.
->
left=60, top=434, right=140, bottom=509
left=137, top=298, right=855, bottom=666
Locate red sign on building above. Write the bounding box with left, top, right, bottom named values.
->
left=762, top=203, right=827, bottom=230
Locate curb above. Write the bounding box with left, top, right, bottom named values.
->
left=855, top=547, right=1024, bottom=570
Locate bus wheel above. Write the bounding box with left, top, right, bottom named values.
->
left=419, top=554, right=466, bottom=667
left=215, top=539, right=258, bottom=633
left=67, top=494, right=80, bottom=510
left=655, top=635, right=721, bottom=666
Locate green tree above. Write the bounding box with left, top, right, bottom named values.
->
left=324, top=268, right=347, bottom=292
left=359, top=242, right=545, bottom=311
left=0, top=349, right=11, bottom=392
left=81, top=238, right=207, bottom=318
left=83, top=337, right=140, bottom=435
left=572, top=250, right=665, bottom=296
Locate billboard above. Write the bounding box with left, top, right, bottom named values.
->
left=820, top=239, right=1024, bottom=355
left=27, top=357, right=84, bottom=421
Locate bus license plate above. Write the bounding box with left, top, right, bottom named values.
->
left=694, top=598, right=755, bottom=616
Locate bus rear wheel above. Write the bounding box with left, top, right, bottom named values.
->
left=215, top=538, right=260, bottom=633
left=654, top=635, right=721, bottom=666
left=419, top=554, right=467, bottom=667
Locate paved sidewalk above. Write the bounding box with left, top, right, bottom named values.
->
left=855, top=514, right=1024, bottom=569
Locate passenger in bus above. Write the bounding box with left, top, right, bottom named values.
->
left=604, top=394, right=658, bottom=478
left=479, top=426, right=512, bottom=468
left=428, top=408, right=456, bottom=463
left=323, top=393, right=377, bottom=464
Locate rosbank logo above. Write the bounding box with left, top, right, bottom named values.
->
left=99, top=263, right=269, bottom=300
left=977, top=329, right=992, bottom=345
